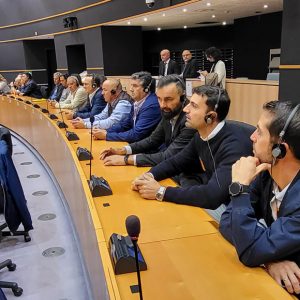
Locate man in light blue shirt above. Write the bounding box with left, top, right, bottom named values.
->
left=71, top=78, right=132, bottom=129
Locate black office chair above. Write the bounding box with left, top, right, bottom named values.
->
left=0, top=260, right=22, bottom=297
left=39, top=85, right=48, bottom=98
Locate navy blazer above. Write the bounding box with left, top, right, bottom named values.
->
left=49, top=84, right=64, bottom=101
left=20, top=80, right=43, bottom=99
left=73, top=88, right=106, bottom=119
left=106, top=92, right=161, bottom=143
left=0, top=140, right=33, bottom=232
left=220, top=170, right=300, bottom=267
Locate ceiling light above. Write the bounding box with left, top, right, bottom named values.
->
left=183, top=8, right=187, bottom=12
left=263, top=4, right=268, bottom=8
left=162, top=13, right=166, bottom=17
left=222, top=21, right=227, bottom=25
left=157, top=27, right=161, bottom=31
left=212, top=14, right=216, bottom=18
left=183, top=25, right=187, bottom=29
left=143, top=17, right=148, bottom=22
left=207, top=2, right=211, bottom=6
left=127, top=21, right=131, bottom=25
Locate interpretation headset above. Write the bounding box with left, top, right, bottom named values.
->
left=110, top=79, right=121, bottom=95
left=271, top=103, right=300, bottom=160
left=144, top=79, right=152, bottom=93
left=205, top=87, right=222, bottom=124
left=90, top=74, right=97, bottom=89
left=69, top=75, right=80, bottom=87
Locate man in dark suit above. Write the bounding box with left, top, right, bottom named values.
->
left=17, top=72, right=43, bottom=98
left=220, top=101, right=300, bottom=297
left=100, top=74, right=196, bottom=166
left=158, top=49, right=180, bottom=76
left=48, top=72, right=64, bottom=101
left=65, top=74, right=106, bottom=120
left=181, top=50, right=199, bottom=79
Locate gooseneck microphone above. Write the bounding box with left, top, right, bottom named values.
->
left=89, top=116, right=95, bottom=180
left=56, top=102, right=68, bottom=129
left=126, top=215, right=143, bottom=300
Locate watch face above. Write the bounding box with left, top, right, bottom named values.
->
left=229, top=182, right=241, bottom=196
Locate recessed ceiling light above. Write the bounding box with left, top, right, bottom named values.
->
left=183, top=25, right=187, bottom=29
left=222, top=21, right=227, bottom=25
left=143, top=17, right=148, bottom=22
left=263, top=4, right=268, bottom=8
left=162, top=13, right=166, bottom=17
left=207, top=2, right=211, bottom=6
left=183, top=8, right=187, bottom=12
left=127, top=21, right=131, bottom=25
left=157, top=27, right=161, bottom=31
left=212, top=14, right=216, bottom=18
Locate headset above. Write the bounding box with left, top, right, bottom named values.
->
left=271, top=103, right=300, bottom=160
left=204, top=87, right=222, bottom=124
left=110, top=79, right=121, bottom=95
left=91, top=74, right=97, bottom=89
left=69, top=75, right=80, bottom=86
left=144, top=79, right=152, bottom=93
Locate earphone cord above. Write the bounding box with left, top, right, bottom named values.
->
left=206, top=138, right=221, bottom=189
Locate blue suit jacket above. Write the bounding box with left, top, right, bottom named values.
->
left=220, top=170, right=300, bottom=267
left=73, top=88, right=106, bottom=119
left=0, top=140, right=33, bottom=232
left=106, top=92, right=161, bottom=143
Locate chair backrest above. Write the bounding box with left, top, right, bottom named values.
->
left=0, top=127, right=12, bottom=156
left=39, top=85, right=48, bottom=98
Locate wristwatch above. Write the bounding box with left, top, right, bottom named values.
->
left=229, top=182, right=250, bottom=197
left=155, top=186, right=166, bottom=201
left=124, top=154, right=129, bottom=165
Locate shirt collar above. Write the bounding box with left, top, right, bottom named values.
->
left=134, top=93, right=149, bottom=108
left=165, top=59, right=170, bottom=64
left=200, top=120, right=225, bottom=141
left=89, top=88, right=99, bottom=101
left=272, top=182, right=291, bottom=202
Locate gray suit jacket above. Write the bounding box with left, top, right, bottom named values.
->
left=129, top=100, right=196, bottom=166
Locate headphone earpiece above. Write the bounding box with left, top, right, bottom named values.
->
left=205, top=114, right=213, bottom=124
left=272, top=143, right=287, bottom=159
left=144, top=80, right=152, bottom=93
left=180, top=95, right=185, bottom=102
left=111, top=89, right=116, bottom=95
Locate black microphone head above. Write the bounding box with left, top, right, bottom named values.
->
left=90, top=116, right=95, bottom=124
left=125, top=215, right=141, bottom=240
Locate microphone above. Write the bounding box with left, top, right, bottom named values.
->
left=56, top=101, right=68, bottom=129
left=89, top=116, right=95, bottom=180
left=56, top=102, right=79, bottom=141
left=88, top=116, right=112, bottom=197
left=126, top=215, right=143, bottom=300
left=41, top=98, right=49, bottom=114
left=32, top=95, right=40, bottom=108
left=126, top=215, right=141, bottom=241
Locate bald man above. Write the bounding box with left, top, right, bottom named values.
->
left=158, top=49, right=180, bottom=77
left=71, top=78, right=132, bottom=129
left=181, top=50, right=199, bottom=79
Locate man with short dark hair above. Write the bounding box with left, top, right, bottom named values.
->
left=132, top=86, right=253, bottom=219
left=100, top=74, right=195, bottom=166
left=220, top=101, right=300, bottom=297
left=91, top=71, right=161, bottom=143
left=17, top=72, right=42, bottom=98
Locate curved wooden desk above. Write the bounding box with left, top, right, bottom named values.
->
left=0, top=96, right=294, bottom=300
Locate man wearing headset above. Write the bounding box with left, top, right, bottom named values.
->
left=99, top=74, right=196, bottom=167
left=91, top=71, right=161, bottom=143
left=132, top=85, right=253, bottom=220
left=71, top=78, right=132, bottom=129
left=54, top=75, right=87, bottom=110
left=220, top=101, right=300, bottom=297
left=64, top=74, right=106, bottom=120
